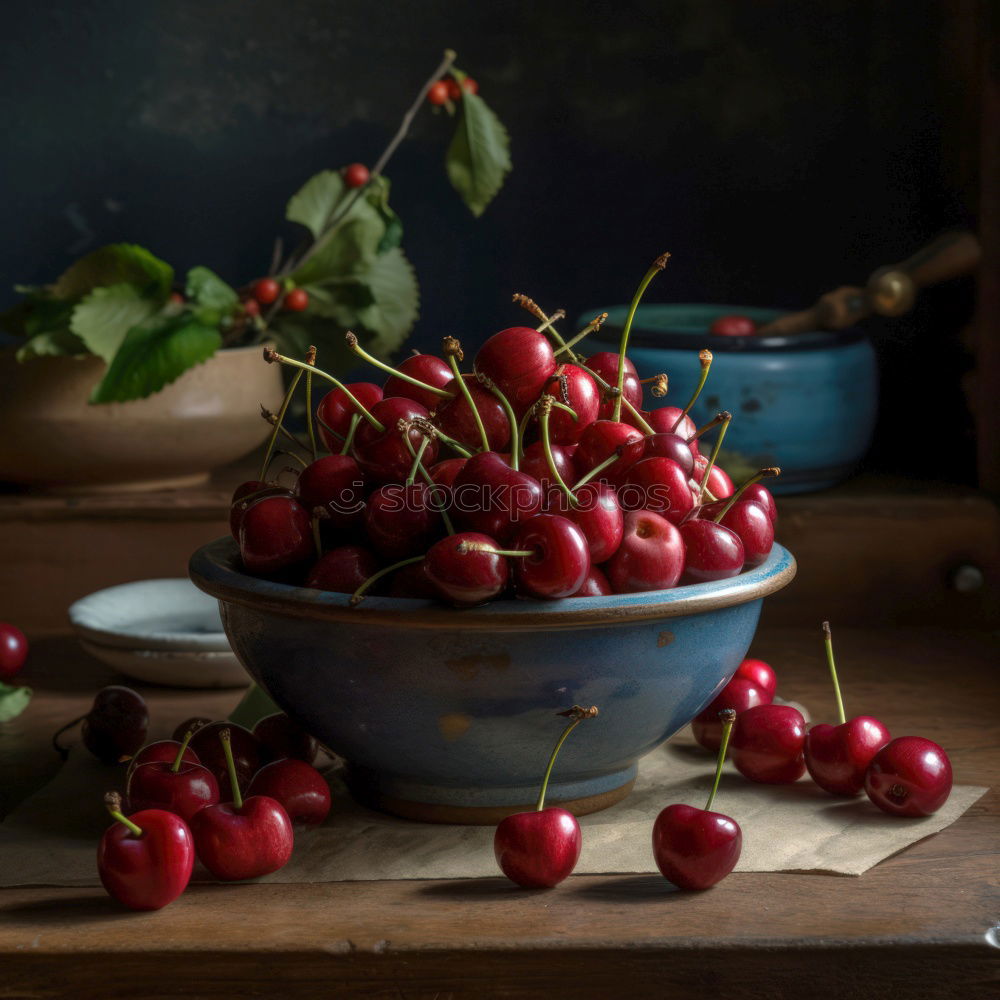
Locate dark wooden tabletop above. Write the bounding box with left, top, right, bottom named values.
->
left=1, top=626, right=998, bottom=1000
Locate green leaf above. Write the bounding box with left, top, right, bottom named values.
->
left=15, top=328, right=88, bottom=361
left=290, top=196, right=385, bottom=287
left=70, top=283, right=160, bottom=363
left=365, top=176, right=404, bottom=254
left=89, top=313, right=221, bottom=404
left=352, top=247, right=420, bottom=353
left=286, top=170, right=349, bottom=239
left=445, top=93, right=512, bottom=217
left=51, top=244, right=174, bottom=300
left=185, top=266, right=238, bottom=313
left=0, top=681, right=31, bottom=723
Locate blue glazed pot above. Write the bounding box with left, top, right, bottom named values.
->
left=585, top=304, right=878, bottom=494
left=190, top=538, right=796, bottom=824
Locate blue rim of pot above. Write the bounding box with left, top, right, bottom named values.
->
left=189, top=538, right=796, bottom=632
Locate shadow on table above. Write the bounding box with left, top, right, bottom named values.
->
left=0, top=892, right=134, bottom=925
left=418, top=877, right=534, bottom=900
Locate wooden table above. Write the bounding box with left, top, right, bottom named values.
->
left=1, top=626, right=997, bottom=999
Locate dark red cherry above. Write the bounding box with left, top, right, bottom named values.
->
left=253, top=713, right=319, bottom=765
left=475, top=327, right=557, bottom=416
left=678, top=517, right=745, bottom=583
left=452, top=452, right=543, bottom=543
left=428, top=457, right=467, bottom=490
left=572, top=566, right=613, bottom=596
left=542, top=365, right=600, bottom=444
left=383, top=353, right=453, bottom=410
left=352, top=397, right=439, bottom=483
left=693, top=455, right=734, bottom=499
left=521, top=441, right=576, bottom=493
left=586, top=352, right=642, bottom=417
left=239, top=496, right=315, bottom=574
left=625, top=456, right=695, bottom=524
left=510, top=514, right=591, bottom=599
left=647, top=406, right=696, bottom=441
left=364, top=482, right=444, bottom=559
left=188, top=722, right=262, bottom=801
left=297, top=455, right=366, bottom=532
left=424, top=532, right=510, bottom=607
left=730, top=704, right=807, bottom=784
left=743, top=483, right=778, bottom=523
left=692, top=678, right=771, bottom=752
left=434, top=377, right=510, bottom=452
left=229, top=480, right=290, bottom=539
left=710, top=314, right=756, bottom=336
left=574, top=420, right=645, bottom=483
left=82, top=686, right=150, bottom=764
left=643, top=433, right=695, bottom=477
left=387, top=560, right=437, bottom=599
left=605, top=510, right=685, bottom=593
left=305, top=546, right=380, bottom=594
left=316, top=382, right=383, bottom=449
left=700, top=499, right=774, bottom=567
left=546, top=482, right=623, bottom=563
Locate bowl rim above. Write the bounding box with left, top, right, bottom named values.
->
left=189, top=538, right=796, bottom=632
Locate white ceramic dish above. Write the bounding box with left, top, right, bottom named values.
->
left=79, top=640, right=249, bottom=689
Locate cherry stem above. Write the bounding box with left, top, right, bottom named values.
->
left=444, top=341, right=490, bottom=453
left=345, top=332, right=454, bottom=399
left=401, top=434, right=455, bottom=535
left=316, top=412, right=345, bottom=446
left=265, top=350, right=384, bottom=431
left=406, top=435, right=430, bottom=486
left=350, top=555, right=425, bottom=606
left=612, top=253, right=670, bottom=422
left=712, top=467, right=781, bottom=523
left=475, top=371, right=519, bottom=470
left=304, top=345, right=318, bottom=461
left=705, top=708, right=736, bottom=812
left=340, top=413, right=361, bottom=456
left=553, top=313, right=608, bottom=357
left=823, top=621, right=847, bottom=725
left=577, top=363, right=655, bottom=434
left=171, top=728, right=197, bottom=773
left=219, top=728, right=243, bottom=809
left=513, top=293, right=574, bottom=355
left=104, top=791, right=143, bottom=837
left=689, top=413, right=726, bottom=442
left=260, top=406, right=313, bottom=457
left=671, top=349, right=713, bottom=433
left=456, top=540, right=533, bottom=557
left=535, top=308, right=566, bottom=336
left=259, top=369, right=303, bottom=481
left=538, top=398, right=579, bottom=508
left=697, top=411, right=731, bottom=505
left=571, top=450, right=622, bottom=491
left=51, top=714, right=87, bottom=760
left=535, top=705, right=599, bottom=811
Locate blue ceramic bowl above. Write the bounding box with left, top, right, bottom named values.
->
left=585, top=304, right=878, bottom=493
left=190, top=538, right=796, bottom=824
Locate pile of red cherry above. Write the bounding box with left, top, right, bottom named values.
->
left=231, top=259, right=781, bottom=608
left=79, top=685, right=329, bottom=911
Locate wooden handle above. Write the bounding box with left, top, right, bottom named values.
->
left=894, top=230, right=981, bottom=287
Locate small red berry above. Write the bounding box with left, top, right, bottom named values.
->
left=461, top=78, right=479, bottom=95
left=428, top=81, right=450, bottom=106
left=168, top=291, right=185, bottom=306
left=343, top=163, right=370, bottom=189
left=253, top=278, right=281, bottom=305
left=444, top=78, right=461, bottom=101
left=243, top=298, right=261, bottom=317
left=284, top=288, right=309, bottom=312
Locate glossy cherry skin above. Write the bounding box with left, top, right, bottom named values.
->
left=387, top=560, right=438, bottom=598
left=494, top=808, right=582, bottom=888
left=710, top=314, right=756, bottom=336
left=573, top=420, right=645, bottom=483
left=475, top=326, right=557, bottom=416
left=652, top=804, right=742, bottom=890
left=82, top=686, right=149, bottom=764
left=805, top=717, right=892, bottom=796
left=239, top=495, right=315, bottom=575
left=230, top=480, right=289, bottom=539
left=605, top=510, right=685, bottom=593
left=743, top=483, right=778, bottom=523
left=864, top=737, right=953, bottom=816
left=510, top=514, right=591, bottom=599
left=700, top=499, right=773, bottom=568
left=693, top=455, right=734, bottom=500
left=352, top=397, right=439, bottom=483
left=572, top=566, right=613, bottom=596
left=424, top=532, right=510, bottom=607
left=305, top=546, right=380, bottom=594
left=625, top=457, right=695, bottom=524
left=98, top=808, right=195, bottom=910
left=542, top=365, right=600, bottom=444
left=297, top=455, right=366, bottom=532
left=316, top=382, right=383, bottom=449
left=126, top=740, right=199, bottom=781
left=383, top=353, right=453, bottom=410
left=428, top=457, right=467, bottom=491
left=586, top=352, right=642, bottom=418
left=364, top=482, right=444, bottom=559
left=248, top=759, right=331, bottom=826
left=546, top=482, right=623, bottom=563
left=189, top=723, right=262, bottom=802
left=190, top=795, right=294, bottom=881
left=731, top=704, right=807, bottom=784
left=522, top=441, right=578, bottom=495
left=126, top=761, right=220, bottom=823
left=735, top=658, right=777, bottom=699
left=452, top=452, right=543, bottom=543
left=679, top=518, right=745, bottom=583
left=253, top=713, right=319, bottom=765
left=647, top=405, right=696, bottom=441
left=0, top=622, right=27, bottom=681
left=643, top=433, right=695, bottom=477
left=691, top=678, right=771, bottom=752
left=434, top=376, right=510, bottom=452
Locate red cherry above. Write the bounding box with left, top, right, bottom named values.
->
left=127, top=760, right=220, bottom=823
left=710, top=314, right=756, bottom=336
left=509, top=514, right=591, bottom=600
left=625, top=456, right=695, bottom=524
left=699, top=499, right=773, bottom=568
left=427, top=80, right=450, bottom=105
left=444, top=78, right=462, bottom=100
left=652, top=803, right=742, bottom=891
left=495, top=809, right=581, bottom=888
left=691, top=678, right=771, bottom=752
left=424, top=532, right=510, bottom=607
left=283, top=287, right=309, bottom=312
left=474, top=327, right=557, bottom=416
left=572, top=566, right=613, bottom=596
left=316, top=382, right=384, bottom=448
left=434, top=377, right=510, bottom=452
left=352, top=397, right=439, bottom=483
left=297, top=454, right=366, bottom=533
left=126, top=739, right=199, bottom=778
left=806, top=717, right=893, bottom=796
left=521, top=441, right=576, bottom=493
left=343, top=163, right=370, bottom=188
left=98, top=798, right=194, bottom=911
left=81, top=686, right=149, bottom=764
left=679, top=517, right=745, bottom=583
left=574, top=420, right=645, bottom=483
left=586, top=352, right=642, bottom=417
left=364, top=482, right=444, bottom=560
left=541, top=365, right=600, bottom=444
left=605, top=510, right=685, bottom=593
left=731, top=704, right=807, bottom=784
left=253, top=278, right=281, bottom=305
left=242, top=298, right=261, bottom=317
left=252, top=713, right=319, bottom=765
left=230, top=480, right=289, bottom=540
left=744, top=482, right=778, bottom=523
left=428, top=457, right=467, bottom=491
left=451, top=452, right=543, bottom=544
left=0, top=622, right=28, bottom=681
left=461, top=77, right=479, bottom=95
left=383, top=353, right=453, bottom=410
left=643, top=433, right=695, bottom=477
left=305, top=546, right=380, bottom=594
left=248, top=758, right=331, bottom=826
left=647, top=405, right=696, bottom=441
left=864, top=737, right=953, bottom=817
left=693, top=454, right=734, bottom=499
left=238, top=495, right=315, bottom=575
left=546, top=482, right=623, bottom=563
left=189, top=723, right=262, bottom=802
left=735, top=658, right=777, bottom=698
left=387, top=560, right=437, bottom=598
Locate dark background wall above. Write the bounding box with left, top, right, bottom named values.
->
left=0, top=0, right=980, bottom=480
